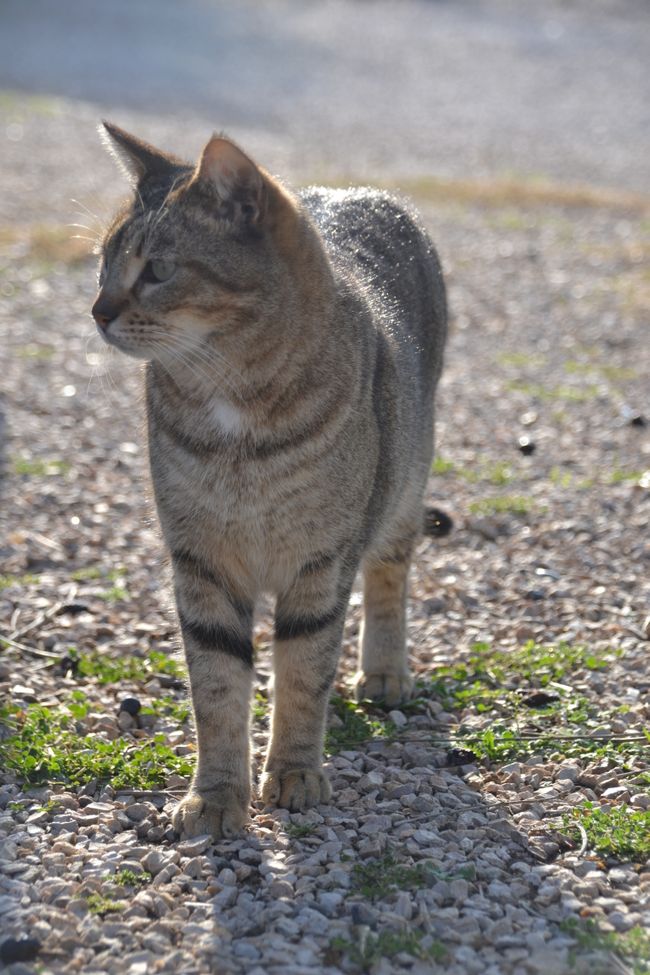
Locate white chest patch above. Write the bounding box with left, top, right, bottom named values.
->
left=209, top=397, right=244, bottom=436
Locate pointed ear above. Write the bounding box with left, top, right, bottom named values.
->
left=100, top=121, right=181, bottom=185
left=194, top=136, right=266, bottom=228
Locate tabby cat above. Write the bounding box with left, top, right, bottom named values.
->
left=93, top=123, right=447, bottom=838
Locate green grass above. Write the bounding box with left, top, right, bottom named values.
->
left=562, top=919, right=650, bottom=975
left=431, top=456, right=517, bottom=486
left=70, top=565, right=128, bottom=583
left=285, top=822, right=316, bottom=839
left=506, top=381, right=601, bottom=402
left=562, top=804, right=650, bottom=862
left=420, top=642, right=642, bottom=766
left=563, top=360, right=638, bottom=383
left=326, top=696, right=396, bottom=754
left=350, top=853, right=474, bottom=901
left=98, top=585, right=129, bottom=603
left=0, top=699, right=194, bottom=789
left=468, top=495, right=536, bottom=517
left=252, top=690, right=269, bottom=722
left=328, top=929, right=447, bottom=973
left=140, top=696, right=190, bottom=724
left=86, top=893, right=125, bottom=916
left=14, top=344, right=56, bottom=360
left=69, top=648, right=186, bottom=684
left=0, top=573, right=39, bottom=590
left=13, top=456, right=71, bottom=476
left=111, top=869, right=151, bottom=889
left=497, top=351, right=548, bottom=369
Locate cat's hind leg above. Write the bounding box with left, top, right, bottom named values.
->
left=355, top=534, right=415, bottom=707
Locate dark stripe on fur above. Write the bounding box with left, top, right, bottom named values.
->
left=275, top=604, right=342, bottom=642
left=297, top=550, right=340, bottom=577
left=172, top=548, right=252, bottom=621
left=178, top=612, right=254, bottom=666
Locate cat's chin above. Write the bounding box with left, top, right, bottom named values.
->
left=99, top=331, right=152, bottom=361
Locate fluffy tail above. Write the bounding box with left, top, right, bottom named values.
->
left=423, top=506, right=453, bottom=537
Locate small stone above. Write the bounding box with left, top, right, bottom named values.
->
left=388, top=710, right=408, bottom=728
left=518, top=436, right=536, bottom=455
left=125, top=803, right=151, bottom=823
left=118, top=697, right=141, bottom=717
left=141, top=851, right=166, bottom=876
left=177, top=835, right=212, bottom=857
left=350, top=902, right=377, bottom=927
left=556, top=765, right=579, bottom=782
left=631, top=793, right=650, bottom=809
left=117, top=712, right=136, bottom=732
left=0, top=938, right=41, bottom=964
left=217, top=868, right=237, bottom=886
left=182, top=857, right=203, bottom=879
left=602, top=786, right=631, bottom=802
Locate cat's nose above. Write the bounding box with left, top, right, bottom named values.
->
left=92, top=293, right=126, bottom=331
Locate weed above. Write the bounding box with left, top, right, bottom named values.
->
left=71, top=565, right=128, bottom=584
left=468, top=495, right=535, bottom=517
left=326, top=696, right=396, bottom=754
left=13, top=457, right=71, bottom=477
left=507, top=380, right=601, bottom=402
left=111, top=869, right=151, bottom=889
left=0, top=701, right=195, bottom=789
left=285, top=823, right=316, bottom=839
left=0, top=573, right=39, bottom=590
left=86, top=893, right=125, bottom=916
left=431, top=456, right=455, bottom=475
left=14, top=344, right=55, bottom=360
left=70, top=648, right=186, bottom=684
left=562, top=918, right=650, bottom=975
left=497, top=351, right=547, bottom=368
left=350, top=853, right=473, bottom=901
left=252, top=691, right=269, bottom=722
left=562, top=803, right=650, bottom=862
left=98, top=585, right=129, bottom=603
left=329, top=929, right=447, bottom=973
left=140, top=697, right=190, bottom=724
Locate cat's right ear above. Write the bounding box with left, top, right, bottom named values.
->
left=100, top=121, right=180, bottom=186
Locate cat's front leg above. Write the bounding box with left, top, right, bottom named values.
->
left=170, top=553, right=254, bottom=839
left=260, top=556, right=353, bottom=811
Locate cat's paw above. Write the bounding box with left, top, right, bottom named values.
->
left=172, top=786, right=248, bottom=840
left=354, top=669, right=413, bottom=707
left=260, top=767, right=331, bottom=811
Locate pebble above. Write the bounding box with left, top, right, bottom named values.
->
left=177, top=836, right=213, bottom=858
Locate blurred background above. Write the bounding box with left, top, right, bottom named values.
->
left=0, top=0, right=648, bottom=226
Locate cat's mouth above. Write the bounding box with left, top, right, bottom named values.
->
left=96, top=322, right=152, bottom=361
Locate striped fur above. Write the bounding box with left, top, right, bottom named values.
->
left=95, top=124, right=447, bottom=838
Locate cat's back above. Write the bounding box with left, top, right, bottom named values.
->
left=299, top=186, right=447, bottom=370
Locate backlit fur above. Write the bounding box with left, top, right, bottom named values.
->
left=94, top=124, right=447, bottom=838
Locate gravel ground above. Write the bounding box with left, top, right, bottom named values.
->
left=1, top=87, right=650, bottom=974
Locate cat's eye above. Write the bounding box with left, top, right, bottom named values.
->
left=141, top=259, right=176, bottom=284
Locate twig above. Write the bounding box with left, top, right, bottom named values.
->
left=8, top=601, right=64, bottom=642
left=0, top=633, right=60, bottom=658
left=576, top=822, right=589, bottom=857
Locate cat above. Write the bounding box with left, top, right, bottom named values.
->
left=93, top=122, right=448, bottom=838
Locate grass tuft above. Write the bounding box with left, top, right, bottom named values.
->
left=562, top=803, right=650, bottom=862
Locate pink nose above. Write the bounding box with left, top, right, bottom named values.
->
left=92, top=294, right=126, bottom=331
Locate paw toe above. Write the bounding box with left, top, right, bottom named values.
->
left=355, top=670, right=413, bottom=707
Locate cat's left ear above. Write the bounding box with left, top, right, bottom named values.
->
left=194, top=136, right=266, bottom=228
left=100, top=121, right=182, bottom=186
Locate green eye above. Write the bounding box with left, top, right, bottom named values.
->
left=142, top=259, right=176, bottom=283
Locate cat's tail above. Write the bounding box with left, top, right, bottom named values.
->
left=423, top=506, right=453, bottom=537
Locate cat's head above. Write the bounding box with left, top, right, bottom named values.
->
left=93, top=123, right=297, bottom=365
